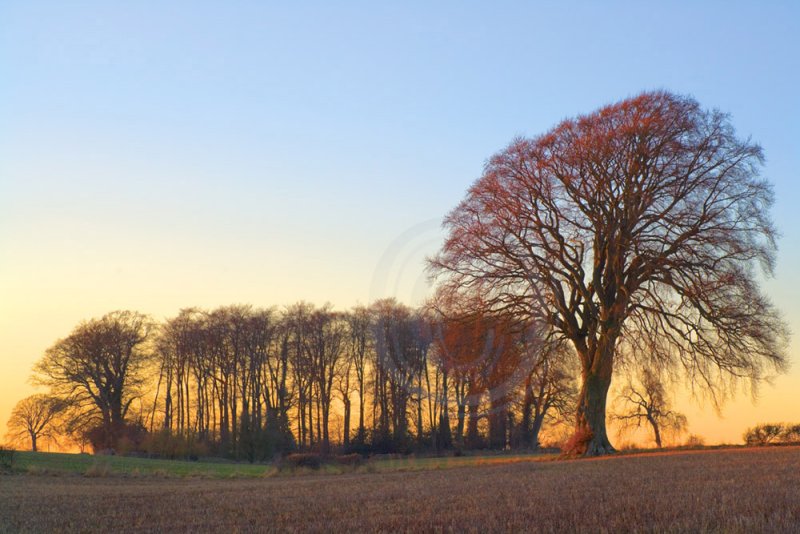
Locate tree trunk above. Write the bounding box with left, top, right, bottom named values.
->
left=417, top=389, right=424, bottom=446
left=520, top=380, right=533, bottom=448
left=30, top=432, right=37, bottom=452
left=343, top=396, right=351, bottom=449
left=569, top=366, right=614, bottom=456
left=488, top=390, right=507, bottom=450
left=454, top=379, right=466, bottom=444
left=649, top=416, right=662, bottom=448
left=438, top=370, right=452, bottom=450
left=530, top=411, right=545, bottom=450
left=466, top=400, right=480, bottom=448
left=357, top=380, right=365, bottom=441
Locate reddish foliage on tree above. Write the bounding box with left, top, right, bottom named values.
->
left=431, top=91, right=788, bottom=456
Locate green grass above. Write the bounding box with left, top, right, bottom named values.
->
left=8, top=449, right=557, bottom=479
left=11, top=451, right=273, bottom=478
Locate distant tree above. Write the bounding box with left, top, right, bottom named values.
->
left=371, top=299, right=429, bottom=451
left=5, top=394, right=67, bottom=451
left=613, top=370, right=687, bottom=448
left=335, top=346, right=355, bottom=449
left=345, top=306, right=372, bottom=446
left=783, top=424, right=800, bottom=443
left=744, top=423, right=794, bottom=446
left=518, top=342, right=576, bottom=449
left=303, top=304, right=346, bottom=453
left=33, top=310, right=154, bottom=451
left=431, top=91, right=788, bottom=455
left=431, top=289, right=544, bottom=450
left=286, top=303, right=315, bottom=449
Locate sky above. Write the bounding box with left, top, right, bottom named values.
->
left=1, top=1, right=799, bottom=446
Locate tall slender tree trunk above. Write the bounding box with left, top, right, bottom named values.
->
left=530, top=410, right=545, bottom=450
left=343, top=395, right=351, bottom=448
left=455, top=380, right=466, bottom=444
left=521, top=378, right=533, bottom=448
left=357, top=380, right=365, bottom=441
left=438, top=370, right=452, bottom=450
left=321, top=401, right=330, bottom=453
left=488, top=389, right=507, bottom=450
left=416, top=388, right=424, bottom=446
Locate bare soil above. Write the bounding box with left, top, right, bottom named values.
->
left=1, top=446, right=799, bottom=533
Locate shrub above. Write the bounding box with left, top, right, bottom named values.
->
left=0, top=446, right=14, bottom=471
left=744, top=424, right=786, bottom=446
left=84, top=420, right=149, bottom=454
left=561, top=427, right=593, bottom=456
left=683, top=434, right=705, bottom=448
left=140, top=429, right=209, bottom=460
left=282, top=453, right=324, bottom=470
left=744, top=423, right=800, bottom=446
left=783, top=424, right=800, bottom=443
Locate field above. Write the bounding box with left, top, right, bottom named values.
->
left=1, top=447, right=799, bottom=532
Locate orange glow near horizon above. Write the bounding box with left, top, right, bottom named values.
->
left=2, top=287, right=798, bottom=450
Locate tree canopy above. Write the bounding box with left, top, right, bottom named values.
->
left=32, top=310, right=154, bottom=451
left=431, top=90, right=789, bottom=456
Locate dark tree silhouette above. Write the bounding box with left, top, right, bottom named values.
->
left=303, top=304, right=346, bottom=453
left=518, top=342, right=576, bottom=449
left=431, top=91, right=788, bottom=456
left=612, top=370, right=686, bottom=448
left=5, top=394, right=67, bottom=451
left=345, top=306, right=372, bottom=446
left=33, top=310, right=154, bottom=451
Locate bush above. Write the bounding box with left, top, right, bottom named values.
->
left=0, top=446, right=14, bottom=471
left=282, top=453, right=324, bottom=470
left=560, top=427, right=593, bottom=456
left=277, top=452, right=366, bottom=472
left=744, top=423, right=800, bottom=446
left=683, top=434, right=705, bottom=448
left=783, top=424, right=800, bottom=443
left=140, top=429, right=210, bottom=460
left=84, top=420, right=149, bottom=454
left=745, top=423, right=786, bottom=446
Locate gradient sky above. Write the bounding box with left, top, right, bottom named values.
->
left=2, top=1, right=799, bottom=445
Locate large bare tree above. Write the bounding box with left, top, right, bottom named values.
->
left=431, top=91, right=788, bottom=456
left=33, top=310, right=154, bottom=451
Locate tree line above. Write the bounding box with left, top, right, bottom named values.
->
left=10, top=299, right=577, bottom=460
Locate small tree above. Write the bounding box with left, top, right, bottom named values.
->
left=613, top=370, right=686, bottom=448
left=518, top=343, right=576, bottom=450
left=5, top=394, right=67, bottom=452
left=783, top=424, right=800, bottom=443
left=744, top=423, right=788, bottom=446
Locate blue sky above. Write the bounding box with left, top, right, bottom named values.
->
left=1, top=1, right=799, bottom=442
